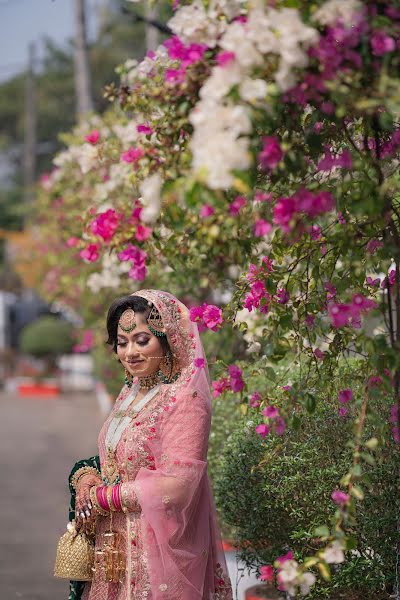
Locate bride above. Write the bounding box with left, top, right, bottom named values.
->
left=68, top=289, right=232, bottom=600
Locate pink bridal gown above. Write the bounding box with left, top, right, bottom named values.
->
left=81, top=289, right=233, bottom=600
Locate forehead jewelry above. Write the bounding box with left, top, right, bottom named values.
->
left=119, top=308, right=137, bottom=333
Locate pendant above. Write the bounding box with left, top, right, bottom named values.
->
left=102, top=447, right=120, bottom=486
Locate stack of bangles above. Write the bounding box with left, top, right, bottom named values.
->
left=89, top=483, right=126, bottom=516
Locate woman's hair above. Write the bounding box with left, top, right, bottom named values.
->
left=106, top=294, right=169, bottom=354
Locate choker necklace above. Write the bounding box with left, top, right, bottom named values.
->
left=138, top=371, right=162, bottom=390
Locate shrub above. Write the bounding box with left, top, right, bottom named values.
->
left=20, top=316, right=74, bottom=360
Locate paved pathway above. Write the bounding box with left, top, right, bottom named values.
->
left=0, top=390, right=102, bottom=600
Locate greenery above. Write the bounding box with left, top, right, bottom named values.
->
left=214, top=359, right=397, bottom=599
left=19, top=315, right=74, bottom=362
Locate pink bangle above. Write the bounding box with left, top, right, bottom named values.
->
left=96, top=485, right=109, bottom=511
left=112, top=484, right=122, bottom=511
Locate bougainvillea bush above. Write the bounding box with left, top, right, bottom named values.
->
left=32, top=0, right=400, bottom=596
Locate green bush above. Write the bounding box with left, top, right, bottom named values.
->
left=213, top=361, right=398, bottom=599
left=20, top=316, right=74, bottom=359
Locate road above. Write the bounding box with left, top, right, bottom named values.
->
left=0, top=390, right=103, bottom=600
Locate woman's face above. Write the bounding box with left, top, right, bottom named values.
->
left=117, top=312, right=165, bottom=378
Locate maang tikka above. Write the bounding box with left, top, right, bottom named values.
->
left=119, top=308, right=137, bottom=333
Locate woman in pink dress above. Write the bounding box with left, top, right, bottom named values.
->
left=73, top=289, right=233, bottom=600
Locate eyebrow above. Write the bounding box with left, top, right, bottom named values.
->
left=117, top=331, right=151, bottom=339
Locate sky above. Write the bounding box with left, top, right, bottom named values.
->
left=0, top=0, right=105, bottom=82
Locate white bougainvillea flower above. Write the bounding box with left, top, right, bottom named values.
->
left=313, top=0, right=363, bottom=27
left=140, top=173, right=163, bottom=223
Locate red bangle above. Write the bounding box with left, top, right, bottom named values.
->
left=96, top=485, right=109, bottom=511
left=112, top=484, right=122, bottom=511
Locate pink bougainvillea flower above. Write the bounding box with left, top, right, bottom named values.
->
left=90, top=208, right=121, bottom=242
left=275, top=550, right=294, bottom=566
left=366, top=276, right=380, bottom=287
left=273, top=196, right=297, bottom=233
left=135, top=224, right=152, bottom=242
left=262, top=405, right=279, bottom=419
left=164, top=35, right=207, bottom=65
left=66, top=237, right=80, bottom=248
left=260, top=565, right=274, bottom=583
left=282, top=385, right=292, bottom=392
left=228, top=364, right=245, bottom=392
left=367, top=375, right=383, bottom=388
left=165, top=67, right=186, bottom=84
left=338, top=211, right=346, bottom=224
left=249, top=391, right=262, bottom=408
left=366, top=239, right=383, bottom=254
left=84, top=129, right=100, bottom=144
left=216, top=50, right=236, bottom=66
left=129, top=264, right=147, bottom=281
left=317, top=148, right=352, bottom=172
left=305, top=314, right=315, bottom=328
left=121, top=147, right=144, bottom=163
left=276, top=288, right=290, bottom=305
left=328, top=302, right=353, bottom=328
left=194, top=357, right=206, bottom=369
left=371, top=30, right=396, bottom=56
left=351, top=293, right=377, bottom=313
left=338, top=406, right=349, bottom=417
left=258, top=136, right=283, bottom=171
left=255, top=423, right=270, bottom=438
left=310, top=224, right=322, bottom=240
left=203, top=304, right=223, bottom=331
left=229, top=196, right=247, bottom=215
left=200, top=204, right=215, bottom=218
left=212, top=377, right=230, bottom=398
left=331, top=490, right=349, bottom=505
left=254, top=219, right=273, bottom=237
left=137, top=124, right=153, bottom=135
left=314, top=348, right=325, bottom=360
left=338, top=388, right=353, bottom=404
left=324, top=281, right=337, bottom=300
left=275, top=417, right=286, bottom=436
left=189, top=305, right=205, bottom=323
left=254, top=191, right=273, bottom=203
left=79, top=244, right=99, bottom=262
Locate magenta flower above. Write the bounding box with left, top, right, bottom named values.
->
left=135, top=224, right=152, bottom=242
left=137, top=124, right=153, bottom=135
left=262, top=405, right=279, bottom=419
left=305, top=314, right=315, bottom=328
left=249, top=391, right=262, bottom=408
left=84, top=129, right=100, bottom=144
left=164, top=36, right=207, bottom=66
left=66, top=237, right=79, bottom=248
left=351, top=293, right=377, bottom=313
left=310, top=224, right=322, bottom=240
left=338, top=389, right=353, bottom=404
left=90, top=209, right=121, bottom=242
left=338, top=406, right=349, bottom=418
left=366, top=239, right=383, bottom=254
left=258, top=136, right=283, bottom=171
left=165, top=67, right=186, bottom=84
left=274, top=417, right=286, bottom=436
left=194, top=357, right=206, bottom=369
left=324, top=281, right=337, bottom=300
left=282, top=385, right=292, bottom=392
left=317, top=148, right=352, bottom=172
left=129, top=263, right=147, bottom=281
left=371, top=30, right=395, bottom=56
left=216, top=51, right=235, bottom=66
left=212, top=377, right=230, bottom=398
left=189, top=305, right=205, bottom=323
left=314, top=348, right=325, bottom=361
left=259, top=565, right=274, bottom=583
left=255, top=423, right=270, bottom=438
left=331, top=490, right=349, bottom=505
left=367, top=375, right=383, bottom=388
left=228, top=365, right=245, bottom=393
left=229, top=196, right=247, bottom=215
left=254, top=191, right=273, bottom=203
left=276, top=288, right=290, bottom=305
left=254, top=219, right=272, bottom=237
left=366, top=276, right=380, bottom=287
left=79, top=244, right=99, bottom=262
left=328, top=302, right=353, bottom=328
left=338, top=212, right=346, bottom=224
left=200, top=204, right=215, bottom=218
left=203, top=304, right=223, bottom=331
left=275, top=550, right=294, bottom=566
left=273, top=196, right=297, bottom=233
left=118, top=244, right=144, bottom=262
left=121, top=147, right=144, bottom=163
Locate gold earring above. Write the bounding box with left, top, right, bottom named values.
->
left=124, top=367, right=133, bottom=388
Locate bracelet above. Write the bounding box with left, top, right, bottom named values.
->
left=71, top=466, right=101, bottom=492
left=90, top=485, right=108, bottom=517
left=112, top=484, right=123, bottom=512
left=96, top=485, right=110, bottom=513
left=107, top=485, right=116, bottom=512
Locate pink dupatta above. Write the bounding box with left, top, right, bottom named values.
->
left=121, top=290, right=232, bottom=600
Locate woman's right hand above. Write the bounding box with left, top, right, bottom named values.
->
left=75, top=474, right=102, bottom=533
